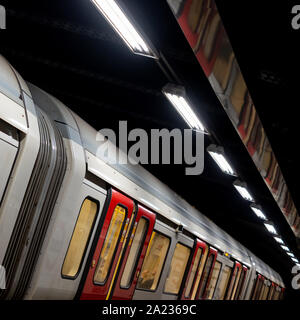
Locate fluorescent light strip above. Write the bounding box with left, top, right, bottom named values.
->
left=264, top=223, right=277, bottom=235
left=287, top=252, right=294, bottom=257
left=92, top=0, right=154, bottom=57
left=292, top=258, right=299, bottom=263
left=234, top=185, right=254, bottom=201
left=251, top=207, right=267, bottom=220
left=274, top=237, right=284, bottom=244
left=281, top=245, right=289, bottom=251
left=165, top=93, right=205, bottom=131
left=209, top=152, right=235, bottom=175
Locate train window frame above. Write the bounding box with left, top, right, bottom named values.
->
left=61, top=197, right=99, bottom=280
left=236, top=267, right=248, bottom=300
left=93, top=203, right=128, bottom=286
left=197, top=250, right=216, bottom=299
left=163, top=242, right=192, bottom=296
left=251, top=274, right=263, bottom=300
left=224, top=262, right=241, bottom=300
left=120, top=216, right=150, bottom=289
left=184, top=246, right=204, bottom=299
left=217, top=264, right=233, bottom=300
left=205, top=260, right=222, bottom=300
left=136, top=230, right=171, bottom=293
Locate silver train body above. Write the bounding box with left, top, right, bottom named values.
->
left=0, top=55, right=284, bottom=300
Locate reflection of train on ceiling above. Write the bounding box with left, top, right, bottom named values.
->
left=0, top=55, right=284, bottom=300
left=167, top=0, right=300, bottom=237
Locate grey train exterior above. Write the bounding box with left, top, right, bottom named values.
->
left=0, top=55, right=284, bottom=300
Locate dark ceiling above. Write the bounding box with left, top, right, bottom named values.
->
left=0, top=0, right=299, bottom=298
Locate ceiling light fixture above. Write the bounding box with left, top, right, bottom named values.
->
left=233, top=180, right=254, bottom=202
left=91, top=0, right=157, bottom=58
left=250, top=204, right=267, bottom=220
left=207, top=144, right=236, bottom=176
left=274, top=237, right=284, bottom=245
left=281, top=245, right=290, bottom=251
left=162, top=84, right=206, bottom=132
left=264, top=222, right=278, bottom=235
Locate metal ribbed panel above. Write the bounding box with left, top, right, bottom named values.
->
left=12, top=111, right=67, bottom=299
left=0, top=109, right=51, bottom=299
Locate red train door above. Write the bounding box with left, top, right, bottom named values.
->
left=80, top=188, right=156, bottom=300
left=110, top=205, right=156, bottom=300
left=180, top=239, right=207, bottom=300
left=80, top=189, right=135, bottom=300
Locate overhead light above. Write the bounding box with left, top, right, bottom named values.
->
left=250, top=204, right=267, bottom=220
left=281, top=245, right=290, bottom=251
left=274, top=237, right=284, bottom=245
left=162, top=84, right=206, bottom=132
left=91, top=0, right=157, bottom=58
left=296, top=264, right=300, bottom=268
left=292, top=258, right=299, bottom=263
left=287, top=252, right=294, bottom=257
left=233, top=180, right=254, bottom=202
left=264, top=222, right=277, bottom=235
left=207, top=145, right=236, bottom=176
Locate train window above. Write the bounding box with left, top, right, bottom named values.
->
left=62, top=198, right=98, bottom=278
left=206, top=261, right=222, bottom=299
left=164, top=243, right=191, bottom=295
left=120, top=218, right=148, bottom=288
left=267, top=284, right=275, bottom=300
left=190, top=247, right=209, bottom=299
left=251, top=276, right=263, bottom=300
left=236, top=268, right=248, bottom=300
left=197, top=254, right=214, bottom=299
left=185, top=248, right=203, bottom=298
left=230, top=266, right=242, bottom=299
left=215, top=266, right=232, bottom=300
left=94, top=205, right=127, bottom=284
left=136, top=232, right=170, bottom=291
left=259, top=282, right=269, bottom=300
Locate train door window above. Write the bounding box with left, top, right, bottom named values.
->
left=120, top=218, right=149, bottom=288
left=197, top=254, right=214, bottom=299
left=230, top=266, right=242, bottom=299
left=236, top=267, right=248, bottom=300
left=94, top=205, right=127, bottom=284
left=136, top=232, right=170, bottom=291
left=164, top=243, right=191, bottom=295
left=185, top=248, right=203, bottom=298
left=216, top=266, right=232, bottom=300
left=225, top=262, right=241, bottom=300
left=206, top=261, right=222, bottom=299
left=259, top=282, right=269, bottom=300
left=62, top=198, right=98, bottom=278
left=267, top=284, right=275, bottom=300
left=190, top=247, right=209, bottom=299
left=252, top=276, right=263, bottom=300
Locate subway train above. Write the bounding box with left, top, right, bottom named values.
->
left=0, top=55, right=284, bottom=300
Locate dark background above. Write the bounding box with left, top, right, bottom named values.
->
left=0, top=0, right=299, bottom=299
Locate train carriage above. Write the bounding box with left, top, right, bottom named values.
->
left=0, top=55, right=284, bottom=300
